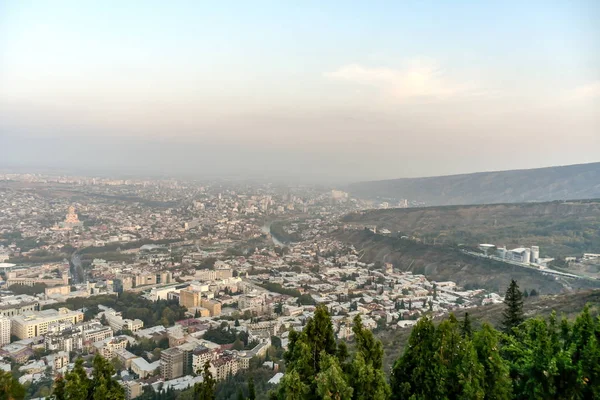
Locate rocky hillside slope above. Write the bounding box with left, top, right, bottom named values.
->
left=342, top=200, right=600, bottom=257
left=334, top=229, right=600, bottom=294
left=347, top=162, right=600, bottom=206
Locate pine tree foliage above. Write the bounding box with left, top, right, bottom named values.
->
left=278, top=305, right=389, bottom=400
left=501, top=305, right=600, bottom=400
left=501, top=279, right=524, bottom=334
left=388, top=290, right=600, bottom=400
left=0, top=369, right=25, bottom=400
left=50, top=355, right=124, bottom=400
left=280, top=305, right=339, bottom=399
left=435, top=317, right=485, bottom=399
left=473, top=324, right=512, bottom=400
left=316, top=354, right=353, bottom=400
left=349, top=315, right=390, bottom=400
left=390, top=314, right=488, bottom=399
left=390, top=316, right=441, bottom=400
left=248, top=377, right=256, bottom=400
left=461, top=312, right=473, bottom=338
left=194, top=361, right=217, bottom=400
left=279, top=370, right=309, bottom=400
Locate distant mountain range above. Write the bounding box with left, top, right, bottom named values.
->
left=347, top=162, right=600, bottom=206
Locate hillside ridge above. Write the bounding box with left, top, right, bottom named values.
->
left=341, top=199, right=600, bottom=258
left=347, top=161, right=600, bottom=206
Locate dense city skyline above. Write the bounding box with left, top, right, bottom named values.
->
left=1, top=3, right=600, bottom=398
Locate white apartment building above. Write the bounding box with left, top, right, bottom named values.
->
left=131, top=357, right=161, bottom=379
left=100, top=308, right=144, bottom=333
left=211, top=356, right=239, bottom=381
left=191, top=346, right=218, bottom=374
left=0, top=316, right=11, bottom=345
left=194, top=268, right=232, bottom=282
left=11, top=308, right=84, bottom=339
left=45, top=321, right=113, bottom=352
left=94, top=336, right=129, bottom=359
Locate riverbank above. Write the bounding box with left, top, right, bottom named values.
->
left=261, top=221, right=293, bottom=247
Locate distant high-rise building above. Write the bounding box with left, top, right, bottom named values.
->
left=179, top=289, right=201, bottom=309
left=200, top=298, right=221, bottom=317
left=331, top=190, right=348, bottom=202
left=113, top=279, right=124, bottom=295
left=161, top=347, right=184, bottom=380
left=531, top=246, right=540, bottom=263
left=0, top=316, right=11, bottom=345
left=124, top=381, right=142, bottom=400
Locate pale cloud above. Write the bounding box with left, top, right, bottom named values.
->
left=326, top=59, right=479, bottom=102
left=568, top=81, right=600, bottom=101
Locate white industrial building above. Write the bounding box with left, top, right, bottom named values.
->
left=481, top=244, right=547, bottom=265
left=505, top=247, right=531, bottom=263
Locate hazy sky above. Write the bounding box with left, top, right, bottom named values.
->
left=1, top=1, right=599, bottom=182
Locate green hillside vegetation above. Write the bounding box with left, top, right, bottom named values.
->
left=346, top=161, right=600, bottom=205
left=335, top=229, right=600, bottom=294
left=378, top=288, right=600, bottom=373
left=342, top=200, right=600, bottom=257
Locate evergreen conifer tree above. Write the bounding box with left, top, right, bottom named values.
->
left=507, top=317, right=558, bottom=398
left=280, top=370, right=309, bottom=400
left=92, top=354, right=125, bottom=399
left=64, top=359, right=92, bottom=400
left=349, top=315, right=390, bottom=399
left=0, top=370, right=25, bottom=400
left=435, top=316, right=484, bottom=399
left=248, top=377, right=256, bottom=400
left=472, top=323, right=512, bottom=400
left=281, top=305, right=337, bottom=399
left=336, top=341, right=349, bottom=364
left=194, top=361, right=216, bottom=400
left=501, top=279, right=524, bottom=334
left=51, top=375, right=65, bottom=400
left=54, top=355, right=124, bottom=400
left=461, top=312, right=473, bottom=338
left=390, top=316, right=442, bottom=400
left=316, top=354, right=353, bottom=400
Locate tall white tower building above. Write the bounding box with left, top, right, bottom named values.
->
left=0, top=316, right=11, bottom=345
left=531, top=246, right=540, bottom=263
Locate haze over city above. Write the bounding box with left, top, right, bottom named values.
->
left=3, top=2, right=600, bottom=399
left=1, top=1, right=599, bottom=181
